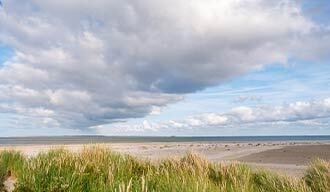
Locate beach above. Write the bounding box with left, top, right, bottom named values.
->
left=1, top=140, right=329, bottom=177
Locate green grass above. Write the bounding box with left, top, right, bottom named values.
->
left=304, top=159, right=330, bottom=192
left=0, top=145, right=329, bottom=192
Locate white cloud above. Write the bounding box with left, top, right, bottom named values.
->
left=0, top=0, right=328, bottom=130
left=149, top=106, right=162, bottom=116
left=234, top=95, right=262, bottom=103
left=106, top=98, right=330, bottom=133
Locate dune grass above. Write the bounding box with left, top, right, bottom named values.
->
left=0, top=146, right=329, bottom=192
left=304, top=159, right=330, bottom=192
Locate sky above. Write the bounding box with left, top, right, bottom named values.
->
left=0, top=0, right=330, bottom=136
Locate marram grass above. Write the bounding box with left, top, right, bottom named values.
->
left=0, top=145, right=329, bottom=192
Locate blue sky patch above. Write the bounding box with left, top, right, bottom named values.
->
left=0, top=44, right=14, bottom=65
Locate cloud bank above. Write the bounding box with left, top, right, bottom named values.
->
left=0, top=0, right=328, bottom=129
left=106, top=98, right=330, bottom=133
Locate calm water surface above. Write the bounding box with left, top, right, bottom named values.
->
left=0, top=135, right=330, bottom=145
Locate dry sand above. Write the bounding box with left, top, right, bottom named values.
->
left=1, top=141, right=330, bottom=177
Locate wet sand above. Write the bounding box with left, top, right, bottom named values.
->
left=1, top=141, right=329, bottom=177
left=237, top=144, right=330, bottom=176
left=239, top=144, right=330, bottom=165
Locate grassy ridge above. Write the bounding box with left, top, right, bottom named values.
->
left=0, top=146, right=329, bottom=192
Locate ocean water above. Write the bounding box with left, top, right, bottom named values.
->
left=0, top=135, right=330, bottom=145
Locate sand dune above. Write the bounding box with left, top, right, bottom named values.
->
left=1, top=141, right=330, bottom=177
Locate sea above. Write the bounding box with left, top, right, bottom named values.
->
left=0, top=135, right=330, bottom=145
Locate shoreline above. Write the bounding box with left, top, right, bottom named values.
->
left=1, top=135, right=330, bottom=145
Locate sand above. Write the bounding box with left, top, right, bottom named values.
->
left=238, top=144, right=330, bottom=165
left=1, top=141, right=330, bottom=177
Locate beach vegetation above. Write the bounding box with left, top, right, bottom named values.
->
left=0, top=146, right=328, bottom=192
